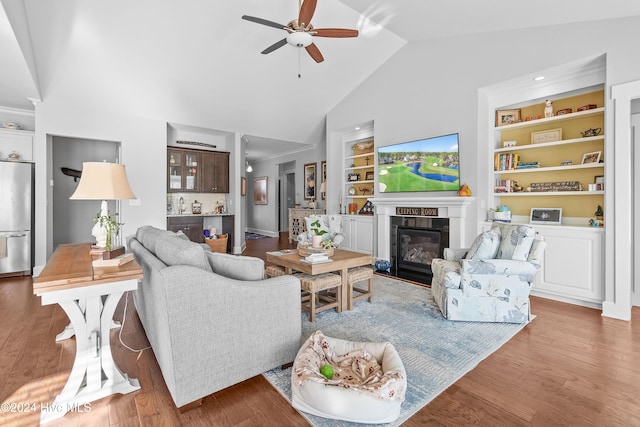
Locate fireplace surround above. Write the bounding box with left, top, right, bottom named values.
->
left=370, top=197, right=475, bottom=282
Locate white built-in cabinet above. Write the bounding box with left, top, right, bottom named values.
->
left=483, top=63, right=607, bottom=307
left=0, top=128, right=34, bottom=161
left=340, top=215, right=373, bottom=254
left=532, top=225, right=603, bottom=305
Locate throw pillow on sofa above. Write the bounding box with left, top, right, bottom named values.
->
left=206, top=252, right=265, bottom=281
left=496, top=225, right=535, bottom=261
left=155, top=233, right=213, bottom=272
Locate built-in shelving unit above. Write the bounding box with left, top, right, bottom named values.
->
left=492, top=89, right=605, bottom=221
left=344, top=139, right=374, bottom=212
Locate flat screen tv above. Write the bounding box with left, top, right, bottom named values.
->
left=377, top=133, right=459, bottom=193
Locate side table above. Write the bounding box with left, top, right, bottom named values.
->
left=33, top=243, right=143, bottom=423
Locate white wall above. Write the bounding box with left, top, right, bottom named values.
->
left=33, top=102, right=167, bottom=272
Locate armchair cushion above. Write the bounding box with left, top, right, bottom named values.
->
left=465, top=229, right=500, bottom=260
left=431, top=259, right=462, bottom=289
left=495, top=224, right=536, bottom=261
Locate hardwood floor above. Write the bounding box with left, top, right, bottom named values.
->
left=1, top=233, right=638, bottom=426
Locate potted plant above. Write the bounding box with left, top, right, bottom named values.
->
left=309, top=219, right=328, bottom=248
left=94, top=211, right=122, bottom=251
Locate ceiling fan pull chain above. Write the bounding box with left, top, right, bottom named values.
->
left=298, top=49, right=302, bottom=78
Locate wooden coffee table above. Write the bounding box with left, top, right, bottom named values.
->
left=33, top=243, right=143, bottom=423
left=266, top=249, right=372, bottom=312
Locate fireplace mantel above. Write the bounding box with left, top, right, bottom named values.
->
left=369, top=197, right=475, bottom=262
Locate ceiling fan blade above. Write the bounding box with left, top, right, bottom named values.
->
left=261, top=38, right=288, bottom=54
left=305, top=43, right=324, bottom=63
left=298, top=0, right=317, bottom=28
left=241, top=15, right=287, bottom=30
left=313, top=28, right=359, bottom=38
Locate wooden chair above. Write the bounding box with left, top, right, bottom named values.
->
left=294, top=272, right=342, bottom=322
left=347, top=266, right=374, bottom=310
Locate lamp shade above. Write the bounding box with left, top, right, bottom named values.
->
left=70, top=162, right=136, bottom=200
left=320, top=182, right=326, bottom=193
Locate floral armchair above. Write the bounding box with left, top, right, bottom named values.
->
left=431, top=223, right=546, bottom=323
left=296, top=214, right=345, bottom=248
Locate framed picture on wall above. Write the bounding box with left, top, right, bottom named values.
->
left=321, top=161, right=326, bottom=200
left=254, top=176, right=267, bottom=205
left=304, top=162, right=316, bottom=200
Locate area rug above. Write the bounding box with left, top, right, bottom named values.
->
left=263, top=275, right=530, bottom=426
left=245, top=232, right=271, bottom=240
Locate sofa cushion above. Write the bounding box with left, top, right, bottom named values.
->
left=496, top=225, right=536, bottom=261
left=206, top=252, right=264, bottom=281
left=465, top=230, right=500, bottom=260
left=136, top=225, right=189, bottom=255
left=155, top=233, right=212, bottom=272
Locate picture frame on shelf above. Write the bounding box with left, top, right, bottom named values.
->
left=365, top=171, right=374, bottom=181
left=531, top=128, right=562, bottom=144
left=503, top=140, right=517, bottom=148
left=304, top=162, right=316, bottom=200
left=595, top=175, right=605, bottom=191
left=347, top=173, right=360, bottom=182
left=321, top=161, right=326, bottom=200
left=581, top=151, right=602, bottom=164
left=496, top=109, right=521, bottom=126
left=530, top=208, right=562, bottom=225
left=254, top=176, right=267, bottom=205
left=560, top=160, right=573, bottom=166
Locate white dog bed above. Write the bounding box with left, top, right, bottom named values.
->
left=291, top=331, right=406, bottom=424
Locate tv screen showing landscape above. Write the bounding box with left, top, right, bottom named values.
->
left=377, top=133, right=459, bottom=193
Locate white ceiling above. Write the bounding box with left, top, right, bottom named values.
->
left=2, top=1, right=640, bottom=160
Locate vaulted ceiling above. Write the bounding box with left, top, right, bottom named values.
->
left=2, top=1, right=640, bottom=160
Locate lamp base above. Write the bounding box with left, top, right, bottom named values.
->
left=102, top=246, right=125, bottom=260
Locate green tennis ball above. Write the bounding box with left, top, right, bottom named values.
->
left=320, top=364, right=334, bottom=380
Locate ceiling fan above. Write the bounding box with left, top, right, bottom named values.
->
left=242, top=0, right=358, bottom=64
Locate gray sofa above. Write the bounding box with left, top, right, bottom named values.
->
left=127, top=226, right=301, bottom=409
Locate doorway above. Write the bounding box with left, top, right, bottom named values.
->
left=278, top=161, right=296, bottom=232
left=52, top=136, right=119, bottom=248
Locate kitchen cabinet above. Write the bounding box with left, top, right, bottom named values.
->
left=167, top=216, right=204, bottom=243
left=167, top=148, right=200, bottom=193
left=200, top=151, right=229, bottom=193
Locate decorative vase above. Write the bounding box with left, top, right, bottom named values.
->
left=312, top=235, right=323, bottom=248
left=375, top=259, right=391, bottom=274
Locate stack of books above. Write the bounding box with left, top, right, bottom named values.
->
left=302, top=253, right=332, bottom=264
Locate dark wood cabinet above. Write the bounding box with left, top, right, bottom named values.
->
left=200, top=151, right=229, bottom=193
left=168, top=148, right=200, bottom=193
left=168, top=148, right=229, bottom=194
left=167, top=216, right=204, bottom=243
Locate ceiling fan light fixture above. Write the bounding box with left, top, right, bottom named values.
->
left=287, top=31, right=312, bottom=48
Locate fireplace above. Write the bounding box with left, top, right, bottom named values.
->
left=396, top=227, right=443, bottom=283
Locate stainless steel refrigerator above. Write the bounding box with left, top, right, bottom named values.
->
left=0, top=161, right=34, bottom=277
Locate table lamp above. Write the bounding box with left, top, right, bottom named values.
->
left=70, top=162, right=136, bottom=259
left=320, top=181, right=326, bottom=200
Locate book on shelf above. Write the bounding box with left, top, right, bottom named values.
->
left=92, top=253, right=134, bottom=267
left=494, top=153, right=520, bottom=171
